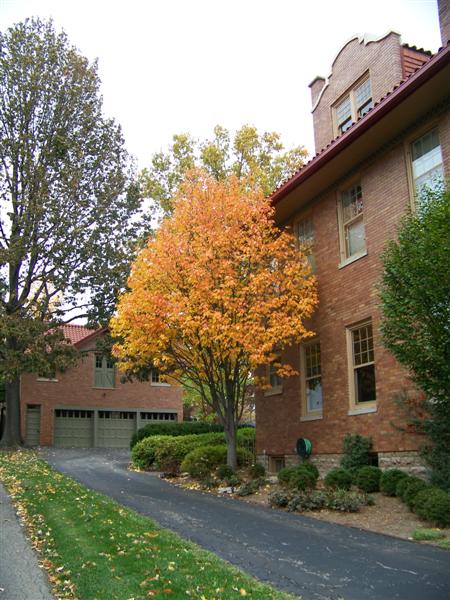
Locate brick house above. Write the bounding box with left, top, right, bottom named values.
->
left=20, top=325, right=183, bottom=447
left=255, top=4, right=450, bottom=475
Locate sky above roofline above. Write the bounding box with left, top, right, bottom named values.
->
left=0, top=0, right=441, bottom=169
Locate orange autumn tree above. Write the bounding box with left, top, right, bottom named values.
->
left=111, top=171, right=318, bottom=468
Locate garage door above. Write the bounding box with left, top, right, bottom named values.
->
left=54, top=409, right=94, bottom=447
left=25, top=405, right=41, bottom=446
left=97, top=411, right=136, bottom=448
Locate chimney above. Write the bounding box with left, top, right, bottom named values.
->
left=438, top=0, right=450, bottom=46
left=309, top=76, right=326, bottom=109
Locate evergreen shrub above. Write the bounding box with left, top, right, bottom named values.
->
left=324, top=468, right=353, bottom=491
left=355, top=466, right=382, bottom=493
left=380, top=469, right=408, bottom=496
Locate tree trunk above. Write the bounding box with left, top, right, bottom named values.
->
left=0, top=379, right=22, bottom=447
left=223, top=405, right=238, bottom=470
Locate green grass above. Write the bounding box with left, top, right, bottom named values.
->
left=0, top=451, right=295, bottom=600
left=411, top=528, right=446, bottom=541
left=438, top=539, right=450, bottom=549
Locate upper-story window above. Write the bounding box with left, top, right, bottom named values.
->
left=94, top=354, right=115, bottom=388
left=264, top=359, right=283, bottom=396
left=338, top=183, right=366, bottom=262
left=150, top=368, right=170, bottom=386
left=334, top=77, right=373, bottom=136
left=411, top=128, right=444, bottom=197
left=297, top=217, right=316, bottom=272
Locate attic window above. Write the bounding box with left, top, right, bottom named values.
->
left=334, top=76, right=373, bottom=135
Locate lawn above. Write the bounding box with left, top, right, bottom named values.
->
left=0, top=451, right=295, bottom=600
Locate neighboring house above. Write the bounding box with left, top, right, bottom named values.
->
left=20, top=325, right=183, bottom=447
left=256, top=2, right=450, bottom=474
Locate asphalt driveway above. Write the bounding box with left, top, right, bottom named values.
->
left=41, top=448, right=450, bottom=600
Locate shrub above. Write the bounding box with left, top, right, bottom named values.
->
left=130, top=421, right=225, bottom=449
left=268, top=490, right=291, bottom=508
left=380, top=469, right=409, bottom=496
left=340, top=433, right=373, bottom=474
left=287, top=491, right=327, bottom=512
left=324, top=468, right=353, bottom=491
left=402, top=477, right=429, bottom=508
left=132, top=428, right=254, bottom=472
left=395, top=475, right=411, bottom=498
left=277, top=467, right=297, bottom=486
left=236, top=478, right=265, bottom=497
left=277, top=465, right=316, bottom=490
left=299, top=461, right=319, bottom=481
left=181, top=445, right=251, bottom=479
left=249, top=463, right=266, bottom=479
left=355, top=466, right=382, bottom=493
left=217, top=464, right=235, bottom=481
left=326, top=490, right=368, bottom=513
left=411, top=528, right=445, bottom=541
left=181, top=445, right=227, bottom=479
left=413, top=487, right=450, bottom=527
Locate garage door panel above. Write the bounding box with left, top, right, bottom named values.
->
left=54, top=409, right=93, bottom=447
left=97, top=411, right=136, bottom=448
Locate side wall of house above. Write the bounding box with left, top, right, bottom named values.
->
left=256, top=107, right=450, bottom=474
left=20, top=337, right=183, bottom=445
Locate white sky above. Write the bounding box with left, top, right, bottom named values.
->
left=0, top=0, right=442, bottom=169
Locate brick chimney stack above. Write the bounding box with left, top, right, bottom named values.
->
left=438, top=0, right=450, bottom=46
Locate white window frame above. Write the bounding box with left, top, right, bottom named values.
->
left=150, top=368, right=170, bottom=387
left=410, top=127, right=444, bottom=199
left=346, top=321, right=377, bottom=415
left=296, top=215, right=316, bottom=272
left=333, top=75, right=373, bottom=136
left=264, top=360, right=283, bottom=396
left=300, top=339, right=323, bottom=421
left=337, top=182, right=367, bottom=266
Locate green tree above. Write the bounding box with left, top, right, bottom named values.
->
left=379, top=186, right=450, bottom=489
left=0, top=19, right=142, bottom=446
left=141, top=125, right=308, bottom=217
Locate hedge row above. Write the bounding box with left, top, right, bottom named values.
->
left=130, top=421, right=225, bottom=449
left=380, top=469, right=450, bottom=527
left=132, top=428, right=255, bottom=472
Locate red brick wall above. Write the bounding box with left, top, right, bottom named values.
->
left=20, top=337, right=183, bottom=445
left=312, top=32, right=403, bottom=153
left=256, top=110, right=450, bottom=458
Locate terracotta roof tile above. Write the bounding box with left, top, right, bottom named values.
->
left=61, top=324, right=96, bottom=345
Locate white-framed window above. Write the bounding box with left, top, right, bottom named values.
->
left=347, top=321, right=376, bottom=411
left=264, top=360, right=283, bottom=396
left=338, top=183, right=366, bottom=262
left=297, top=216, right=316, bottom=272
left=94, top=354, right=115, bottom=389
left=334, top=77, right=373, bottom=135
left=150, top=368, right=170, bottom=386
left=411, top=128, right=444, bottom=197
left=300, top=339, right=323, bottom=419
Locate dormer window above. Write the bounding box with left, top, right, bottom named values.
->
left=334, top=77, right=373, bottom=136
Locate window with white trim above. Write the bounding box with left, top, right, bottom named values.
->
left=265, top=360, right=282, bottom=395
left=347, top=322, right=376, bottom=408
left=297, top=217, right=316, bottom=272
left=411, top=128, right=444, bottom=197
left=94, top=354, right=115, bottom=388
left=301, top=340, right=323, bottom=418
left=338, top=183, right=366, bottom=261
left=334, top=77, right=373, bottom=135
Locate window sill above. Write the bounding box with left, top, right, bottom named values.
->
left=264, top=386, right=283, bottom=397
left=93, top=386, right=115, bottom=390
left=37, top=378, right=58, bottom=382
left=151, top=382, right=171, bottom=387
left=348, top=405, right=377, bottom=416
left=300, top=413, right=323, bottom=422
left=338, top=249, right=368, bottom=269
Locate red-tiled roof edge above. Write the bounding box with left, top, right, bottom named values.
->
left=271, top=42, right=450, bottom=206
left=73, top=326, right=108, bottom=348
